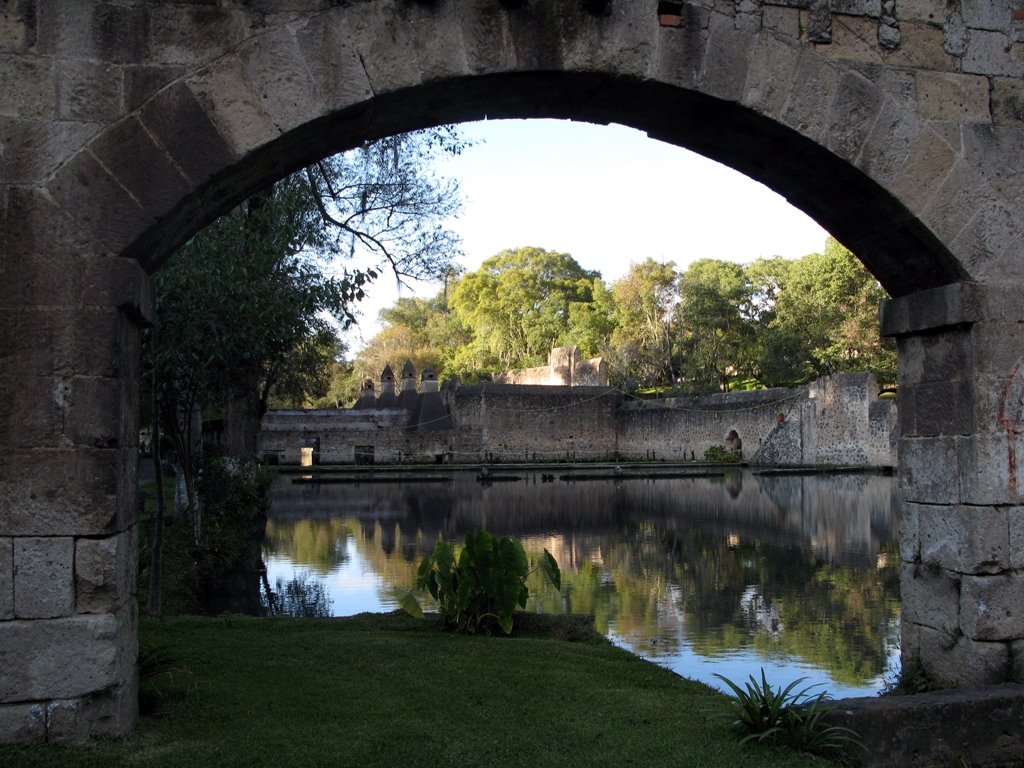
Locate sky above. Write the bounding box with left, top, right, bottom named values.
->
left=343, top=118, right=831, bottom=352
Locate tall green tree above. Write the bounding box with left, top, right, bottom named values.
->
left=450, top=247, right=600, bottom=373
left=749, top=238, right=895, bottom=387
left=607, top=258, right=679, bottom=390
left=675, top=259, right=754, bottom=393
left=149, top=127, right=466, bottom=486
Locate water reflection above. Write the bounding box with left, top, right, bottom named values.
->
left=263, top=468, right=900, bottom=697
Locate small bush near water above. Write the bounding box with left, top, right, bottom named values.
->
left=703, top=445, right=740, bottom=462
left=711, top=669, right=863, bottom=756
left=398, top=530, right=561, bottom=635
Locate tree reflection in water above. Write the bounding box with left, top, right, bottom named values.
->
left=263, top=469, right=900, bottom=696
left=262, top=572, right=334, bottom=618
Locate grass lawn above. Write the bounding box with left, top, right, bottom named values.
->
left=0, top=612, right=833, bottom=768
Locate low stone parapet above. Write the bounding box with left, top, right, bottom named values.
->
left=828, top=684, right=1024, bottom=767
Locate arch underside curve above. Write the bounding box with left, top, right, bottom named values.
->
left=120, top=72, right=964, bottom=298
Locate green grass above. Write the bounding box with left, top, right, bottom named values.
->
left=0, top=613, right=832, bottom=768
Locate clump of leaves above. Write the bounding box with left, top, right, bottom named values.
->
left=881, top=656, right=946, bottom=695
left=703, top=445, right=739, bottom=462
left=138, top=644, right=194, bottom=716
left=711, top=669, right=862, bottom=756
left=397, top=530, right=560, bottom=635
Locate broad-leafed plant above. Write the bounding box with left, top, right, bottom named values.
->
left=398, top=531, right=560, bottom=635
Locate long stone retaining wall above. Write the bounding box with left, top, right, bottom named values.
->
left=259, top=373, right=897, bottom=467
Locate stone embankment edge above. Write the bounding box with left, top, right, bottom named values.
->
left=828, top=683, right=1024, bottom=767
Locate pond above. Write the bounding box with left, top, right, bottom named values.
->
left=262, top=466, right=901, bottom=699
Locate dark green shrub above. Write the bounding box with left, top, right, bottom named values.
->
left=399, top=530, right=560, bottom=635
left=703, top=445, right=739, bottom=462
left=711, top=669, right=862, bottom=756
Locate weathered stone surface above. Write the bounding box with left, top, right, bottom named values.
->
left=992, top=76, right=1024, bottom=124
left=943, top=11, right=968, bottom=56
left=957, top=432, right=1024, bottom=507
left=886, top=21, right=957, bottom=71
left=1014, top=639, right=1024, bottom=682
left=899, top=502, right=920, bottom=563
left=235, top=25, right=327, bottom=137
left=743, top=32, right=802, bottom=117
left=956, top=203, right=1024, bottom=285
left=139, top=81, right=239, bottom=190
left=918, top=625, right=1010, bottom=687
left=961, top=573, right=1024, bottom=641
left=14, top=537, right=74, bottom=619
left=46, top=675, right=138, bottom=744
left=293, top=12, right=375, bottom=116
left=0, top=116, right=99, bottom=185
left=965, top=28, right=1024, bottom=77
left=880, top=283, right=983, bottom=339
left=123, top=64, right=186, bottom=113
left=0, top=55, right=55, bottom=120
left=901, top=563, right=960, bottom=634
left=899, top=436, right=960, bottom=504
left=780, top=50, right=841, bottom=141
left=76, top=529, right=136, bottom=614
left=916, top=71, right=991, bottom=123
left=0, top=538, right=12, bottom=620
left=761, top=5, right=801, bottom=37
left=919, top=505, right=1010, bottom=574
left=701, top=13, right=756, bottom=103
left=826, top=70, right=883, bottom=162
left=91, top=118, right=193, bottom=226
left=0, top=704, right=46, bottom=744
left=343, top=3, right=425, bottom=96
left=1011, top=507, right=1024, bottom=570
left=827, top=684, right=1024, bottom=768
left=46, top=148, right=147, bottom=258
left=820, top=14, right=882, bottom=63
left=887, top=130, right=959, bottom=218
left=899, top=378, right=975, bottom=437
left=55, top=58, right=123, bottom=123
left=0, top=448, right=127, bottom=537
left=148, top=5, right=245, bottom=68
left=0, top=605, right=136, bottom=702
left=0, top=374, right=66, bottom=450
left=962, top=0, right=1012, bottom=32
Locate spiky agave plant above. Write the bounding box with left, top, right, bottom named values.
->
left=710, top=669, right=863, bottom=755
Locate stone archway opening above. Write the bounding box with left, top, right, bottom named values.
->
left=724, top=429, right=742, bottom=459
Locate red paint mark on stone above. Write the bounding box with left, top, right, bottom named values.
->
left=1013, top=9, right=1024, bottom=21
left=997, top=357, right=1024, bottom=495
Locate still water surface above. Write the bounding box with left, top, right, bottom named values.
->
left=263, top=467, right=901, bottom=698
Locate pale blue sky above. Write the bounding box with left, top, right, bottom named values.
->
left=345, top=118, right=830, bottom=350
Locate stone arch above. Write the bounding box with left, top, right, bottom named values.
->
left=4, top=0, right=1024, bottom=742
left=725, top=429, right=742, bottom=458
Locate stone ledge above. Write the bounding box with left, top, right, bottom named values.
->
left=880, top=281, right=984, bottom=337
left=829, top=683, right=1024, bottom=767
left=827, top=684, right=1024, bottom=768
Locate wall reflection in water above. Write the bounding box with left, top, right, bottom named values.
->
left=264, top=469, right=900, bottom=697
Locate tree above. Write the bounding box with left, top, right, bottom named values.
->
left=149, top=127, right=466, bottom=490
left=749, top=239, right=895, bottom=387
left=675, top=259, right=755, bottom=393
left=449, top=247, right=601, bottom=373
left=567, top=277, right=618, bottom=361
left=607, top=258, right=679, bottom=390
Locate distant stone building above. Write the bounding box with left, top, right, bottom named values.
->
left=495, top=347, right=608, bottom=387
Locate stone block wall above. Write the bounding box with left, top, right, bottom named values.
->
left=260, top=375, right=895, bottom=467
left=0, top=259, right=149, bottom=743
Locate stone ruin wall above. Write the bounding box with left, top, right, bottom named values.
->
left=259, top=374, right=896, bottom=467
left=494, top=347, right=608, bottom=388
